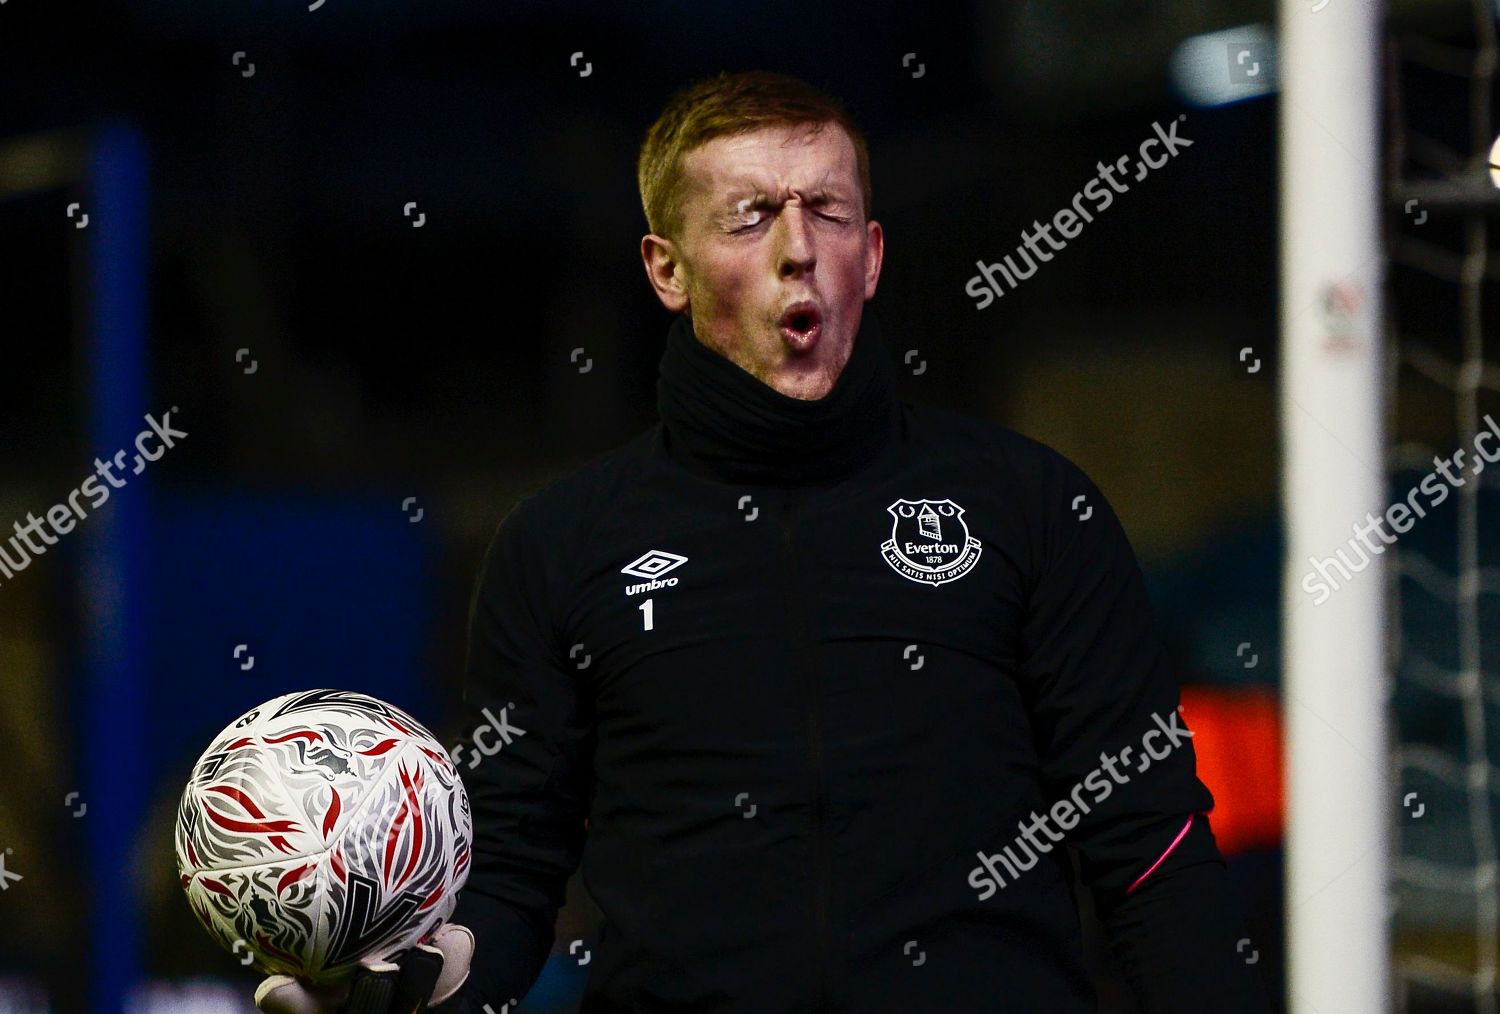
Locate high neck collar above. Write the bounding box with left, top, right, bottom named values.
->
left=656, top=308, right=899, bottom=487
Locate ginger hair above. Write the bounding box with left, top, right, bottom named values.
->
left=637, top=70, right=872, bottom=243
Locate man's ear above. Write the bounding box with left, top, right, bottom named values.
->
left=863, top=218, right=884, bottom=301
left=641, top=234, right=690, bottom=314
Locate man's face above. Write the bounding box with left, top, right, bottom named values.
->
left=641, top=122, right=884, bottom=400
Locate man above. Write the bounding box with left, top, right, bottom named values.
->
left=259, top=70, right=1270, bottom=1013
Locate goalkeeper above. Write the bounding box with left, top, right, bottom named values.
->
left=260, top=69, right=1270, bottom=1014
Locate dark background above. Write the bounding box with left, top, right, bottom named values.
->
left=0, top=0, right=1491, bottom=1010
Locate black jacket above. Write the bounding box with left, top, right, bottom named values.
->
left=449, top=310, right=1270, bottom=1013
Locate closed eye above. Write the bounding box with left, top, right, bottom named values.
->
left=734, top=210, right=847, bottom=230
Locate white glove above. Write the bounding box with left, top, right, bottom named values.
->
left=255, top=923, right=475, bottom=1014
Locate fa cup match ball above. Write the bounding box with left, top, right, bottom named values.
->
left=175, top=689, right=472, bottom=980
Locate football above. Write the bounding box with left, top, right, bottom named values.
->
left=174, top=689, right=472, bottom=980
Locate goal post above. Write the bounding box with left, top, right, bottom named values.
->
left=1279, top=0, right=1392, bottom=1012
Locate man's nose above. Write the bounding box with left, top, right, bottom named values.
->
left=776, top=206, right=816, bottom=278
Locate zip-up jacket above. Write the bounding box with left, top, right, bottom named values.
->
left=449, top=309, right=1271, bottom=1013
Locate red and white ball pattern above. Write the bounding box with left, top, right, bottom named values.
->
left=175, top=689, right=471, bottom=980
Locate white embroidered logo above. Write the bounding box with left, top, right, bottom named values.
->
left=880, top=499, right=982, bottom=586
left=621, top=549, right=687, bottom=596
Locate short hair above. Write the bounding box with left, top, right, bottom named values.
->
left=636, top=70, right=872, bottom=244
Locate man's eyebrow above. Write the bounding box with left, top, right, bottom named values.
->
left=724, top=187, right=845, bottom=209
left=722, top=192, right=759, bottom=211
left=724, top=188, right=771, bottom=209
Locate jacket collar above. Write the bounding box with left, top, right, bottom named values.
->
left=655, top=308, right=899, bottom=487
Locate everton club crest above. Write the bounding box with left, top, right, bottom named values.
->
left=880, top=498, right=983, bottom=586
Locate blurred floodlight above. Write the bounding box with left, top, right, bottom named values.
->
left=1169, top=23, right=1277, bottom=108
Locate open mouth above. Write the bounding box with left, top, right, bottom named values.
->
left=778, top=302, right=823, bottom=352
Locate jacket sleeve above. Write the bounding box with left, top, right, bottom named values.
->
left=1016, top=447, right=1268, bottom=1012
left=448, top=495, right=593, bottom=1008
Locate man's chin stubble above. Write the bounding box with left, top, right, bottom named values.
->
left=772, top=358, right=843, bottom=400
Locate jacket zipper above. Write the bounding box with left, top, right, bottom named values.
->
left=779, top=490, right=835, bottom=1013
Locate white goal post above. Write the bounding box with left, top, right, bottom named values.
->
left=1279, top=0, right=1392, bottom=1012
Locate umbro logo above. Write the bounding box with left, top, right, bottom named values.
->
left=622, top=550, right=687, bottom=579
left=622, top=549, right=687, bottom=596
